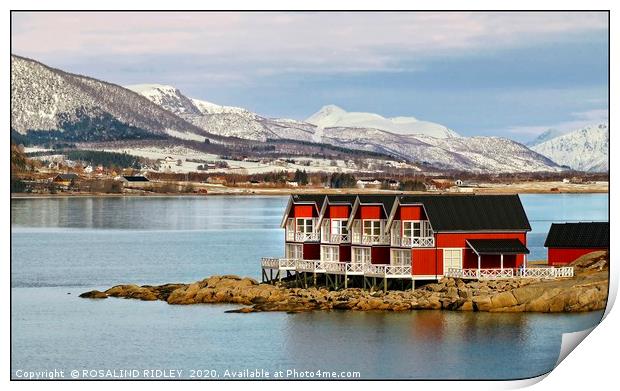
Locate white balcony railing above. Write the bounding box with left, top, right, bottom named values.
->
left=260, top=257, right=297, bottom=269
left=517, top=267, right=574, bottom=279
left=295, top=260, right=325, bottom=273
left=294, top=231, right=320, bottom=242
left=262, top=259, right=574, bottom=281
left=365, top=264, right=412, bottom=277
left=321, top=233, right=351, bottom=244
left=446, top=267, right=574, bottom=280
left=362, top=234, right=390, bottom=245
left=322, top=261, right=365, bottom=274
left=401, top=236, right=435, bottom=247
left=445, top=268, right=514, bottom=279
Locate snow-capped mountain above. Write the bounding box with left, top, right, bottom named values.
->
left=531, top=123, right=609, bottom=172
left=129, top=84, right=561, bottom=173
left=306, top=104, right=459, bottom=138
left=525, top=129, right=567, bottom=147
left=127, top=84, right=314, bottom=142
left=11, top=55, right=564, bottom=173
left=317, top=127, right=561, bottom=173
left=11, top=55, right=208, bottom=141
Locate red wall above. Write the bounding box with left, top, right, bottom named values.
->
left=361, top=205, right=383, bottom=220
left=548, top=247, right=606, bottom=266
left=436, top=232, right=527, bottom=247
left=303, top=243, right=320, bottom=260
left=412, top=248, right=439, bottom=276
left=328, top=205, right=350, bottom=219
left=398, top=206, right=426, bottom=220
left=293, top=205, right=317, bottom=218
left=463, top=250, right=520, bottom=268
left=339, top=245, right=351, bottom=263
left=371, top=246, right=390, bottom=264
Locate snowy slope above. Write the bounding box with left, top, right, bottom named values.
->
left=128, top=84, right=317, bottom=142
left=130, top=84, right=561, bottom=173
left=11, top=56, right=207, bottom=141
left=320, top=127, right=561, bottom=173
left=525, top=129, right=567, bottom=147
left=531, top=123, right=609, bottom=172
left=306, top=104, right=459, bottom=138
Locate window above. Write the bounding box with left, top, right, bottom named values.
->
left=363, top=220, right=381, bottom=237
left=443, top=249, right=462, bottom=274
left=321, top=246, right=339, bottom=262
left=403, top=221, right=427, bottom=238
left=296, top=218, right=313, bottom=234
left=330, top=219, right=348, bottom=235
left=352, top=247, right=371, bottom=264
left=286, top=244, right=303, bottom=260
left=391, top=249, right=411, bottom=266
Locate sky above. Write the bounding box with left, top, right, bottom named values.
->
left=11, top=12, right=609, bottom=141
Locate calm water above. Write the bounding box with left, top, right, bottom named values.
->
left=11, top=194, right=608, bottom=379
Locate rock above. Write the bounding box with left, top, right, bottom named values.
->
left=490, top=292, right=518, bottom=309
left=104, top=284, right=158, bottom=301
left=459, top=300, right=474, bottom=311
left=525, top=297, right=550, bottom=312
left=225, top=307, right=256, bottom=313
left=512, top=286, right=547, bottom=305
left=446, top=287, right=459, bottom=299
left=472, top=296, right=492, bottom=311
left=79, top=290, right=107, bottom=299
left=578, top=288, right=600, bottom=307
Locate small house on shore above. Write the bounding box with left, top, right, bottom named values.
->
left=261, top=193, right=575, bottom=290
left=544, top=222, right=609, bottom=266
left=52, top=173, right=78, bottom=188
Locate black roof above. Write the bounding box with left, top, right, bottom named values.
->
left=544, top=222, right=609, bottom=248
left=123, top=175, right=149, bottom=182
left=398, top=194, right=531, bottom=231
left=467, top=239, right=530, bottom=255
left=358, top=195, right=398, bottom=215
left=291, top=194, right=326, bottom=206
left=55, top=173, right=78, bottom=180
left=326, top=195, right=357, bottom=204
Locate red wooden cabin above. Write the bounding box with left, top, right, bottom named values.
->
left=544, top=222, right=609, bottom=266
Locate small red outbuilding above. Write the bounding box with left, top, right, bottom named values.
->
left=544, top=222, right=609, bottom=266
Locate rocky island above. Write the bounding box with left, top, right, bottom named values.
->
left=80, top=252, right=608, bottom=313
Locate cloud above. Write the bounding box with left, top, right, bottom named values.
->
left=11, top=12, right=608, bottom=77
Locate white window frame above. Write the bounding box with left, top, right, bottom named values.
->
left=286, top=243, right=303, bottom=260
left=321, top=245, right=339, bottom=262
left=296, top=218, right=314, bottom=234
left=403, top=220, right=426, bottom=238
left=363, top=220, right=382, bottom=238
left=330, top=219, right=348, bottom=235
left=391, top=249, right=411, bottom=266
left=443, top=248, right=462, bottom=273
left=352, top=247, right=371, bottom=264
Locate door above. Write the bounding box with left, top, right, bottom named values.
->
left=443, top=249, right=462, bottom=274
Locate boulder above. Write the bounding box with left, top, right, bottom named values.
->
left=490, top=292, right=518, bottom=309
left=79, top=290, right=107, bottom=299
left=472, top=296, right=492, bottom=311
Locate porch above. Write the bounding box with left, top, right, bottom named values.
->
left=260, top=257, right=414, bottom=291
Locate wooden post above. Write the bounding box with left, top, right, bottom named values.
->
left=313, top=271, right=317, bottom=287
left=383, top=275, right=387, bottom=293
left=500, top=254, right=504, bottom=271
left=411, top=279, right=416, bottom=291
left=477, top=254, right=481, bottom=278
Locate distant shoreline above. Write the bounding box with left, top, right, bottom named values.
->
left=10, top=183, right=609, bottom=200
